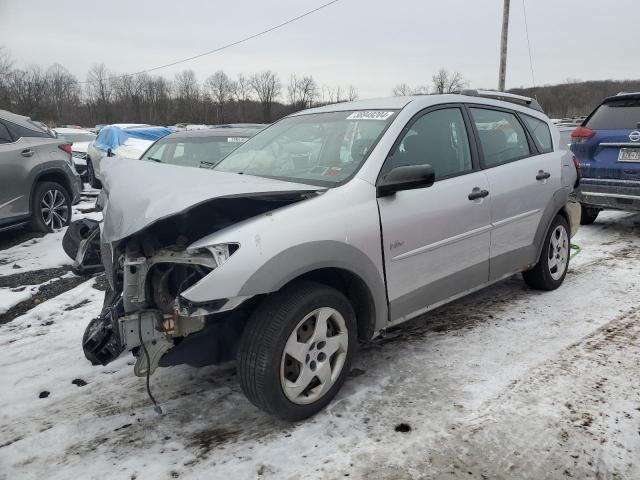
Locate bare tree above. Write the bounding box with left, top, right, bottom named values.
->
left=347, top=84, right=358, bottom=102
left=46, top=63, right=80, bottom=124
left=431, top=69, right=466, bottom=94
left=174, top=69, right=200, bottom=122
left=85, top=63, right=113, bottom=123
left=8, top=66, right=47, bottom=117
left=233, top=73, right=252, bottom=121
left=204, top=70, right=236, bottom=123
left=392, top=83, right=428, bottom=96
left=250, top=70, right=281, bottom=122
left=0, top=46, right=15, bottom=109
left=287, top=74, right=318, bottom=111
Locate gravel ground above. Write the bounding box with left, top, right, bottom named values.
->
left=0, top=207, right=639, bottom=480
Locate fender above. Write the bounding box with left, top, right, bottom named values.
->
left=532, top=186, right=571, bottom=264
left=238, top=240, right=388, bottom=335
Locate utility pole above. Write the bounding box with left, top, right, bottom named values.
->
left=498, top=0, right=510, bottom=92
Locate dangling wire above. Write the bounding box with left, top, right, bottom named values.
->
left=138, top=312, right=163, bottom=414
left=522, top=0, right=537, bottom=93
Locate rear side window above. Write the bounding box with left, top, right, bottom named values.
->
left=522, top=114, right=553, bottom=153
left=586, top=98, right=640, bottom=130
left=5, top=121, right=50, bottom=140
left=0, top=122, right=13, bottom=144
left=470, top=108, right=531, bottom=168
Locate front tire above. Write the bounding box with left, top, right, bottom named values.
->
left=522, top=214, right=570, bottom=290
left=237, top=281, right=357, bottom=421
left=87, top=159, right=102, bottom=189
left=28, top=181, right=72, bottom=233
left=580, top=205, right=600, bottom=225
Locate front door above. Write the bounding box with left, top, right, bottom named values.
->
left=376, top=106, right=492, bottom=324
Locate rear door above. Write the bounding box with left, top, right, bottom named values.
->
left=377, top=105, right=491, bottom=323
left=468, top=106, right=560, bottom=280
left=0, top=120, right=32, bottom=224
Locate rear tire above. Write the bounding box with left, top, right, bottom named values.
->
left=522, top=215, right=570, bottom=291
left=87, top=159, right=102, bottom=189
left=580, top=205, right=600, bottom=225
left=28, top=181, right=72, bottom=233
left=237, top=280, right=357, bottom=421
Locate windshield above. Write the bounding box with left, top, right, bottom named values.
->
left=213, top=110, right=397, bottom=186
left=141, top=134, right=250, bottom=168
left=57, top=132, right=96, bottom=143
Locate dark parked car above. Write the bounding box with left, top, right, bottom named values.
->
left=0, top=110, right=82, bottom=232
left=572, top=92, right=640, bottom=223
left=139, top=126, right=264, bottom=169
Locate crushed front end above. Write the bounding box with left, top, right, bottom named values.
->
left=83, top=229, right=247, bottom=376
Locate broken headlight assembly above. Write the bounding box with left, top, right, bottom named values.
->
left=194, top=242, right=240, bottom=268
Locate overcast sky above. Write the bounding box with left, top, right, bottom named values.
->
left=1, top=0, right=637, bottom=98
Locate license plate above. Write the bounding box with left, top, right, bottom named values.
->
left=618, top=148, right=640, bottom=162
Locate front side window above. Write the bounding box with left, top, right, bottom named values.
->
left=383, top=108, right=472, bottom=180
left=0, top=122, right=13, bottom=144
left=214, top=110, right=397, bottom=186
left=470, top=108, right=531, bottom=167
left=5, top=121, right=50, bottom=140
left=522, top=114, right=552, bottom=153
left=141, top=135, right=249, bottom=169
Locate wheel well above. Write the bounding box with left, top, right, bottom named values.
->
left=32, top=170, right=72, bottom=203
left=283, top=268, right=376, bottom=342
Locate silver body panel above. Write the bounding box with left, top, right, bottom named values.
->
left=99, top=94, right=577, bottom=338
left=0, top=120, right=82, bottom=228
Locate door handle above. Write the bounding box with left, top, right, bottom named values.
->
left=21, top=148, right=34, bottom=157
left=536, top=170, right=551, bottom=180
left=468, top=188, right=489, bottom=200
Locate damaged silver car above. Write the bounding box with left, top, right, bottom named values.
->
left=81, top=92, right=580, bottom=420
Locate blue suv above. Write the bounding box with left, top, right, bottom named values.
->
left=571, top=92, right=640, bottom=224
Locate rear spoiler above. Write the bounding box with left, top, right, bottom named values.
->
left=460, top=89, right=544, bottom=113
left=603, top=92, right=640, bottom=104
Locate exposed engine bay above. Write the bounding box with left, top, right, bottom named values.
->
left=71, top=192, right=315, bottom=376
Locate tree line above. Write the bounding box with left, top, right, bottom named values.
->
left=1, top=45, right=638, bottom=127
left=0, top=46, right=357, bottom=127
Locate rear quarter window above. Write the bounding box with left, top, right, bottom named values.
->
left=5, top=120, right=50, bottom=140
left=522, top=114, right=553, bottom=153
left=586, top=98, right=640, bottom=130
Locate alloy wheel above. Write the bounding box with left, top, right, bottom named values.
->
left=41, top=189, right=69, bottom=230
left=280, top=307, right=349, bottom=405
left=548, top=225, right=569, bottom=280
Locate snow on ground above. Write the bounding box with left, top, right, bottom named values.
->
left=0, top=210, right=639, bottom=479
left=0, top=199, right=100, bottom=276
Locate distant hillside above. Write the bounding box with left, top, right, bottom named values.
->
left=509, top=79, right=640, bottom=119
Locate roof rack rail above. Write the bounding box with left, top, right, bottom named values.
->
left=460, top=89, right=544, bottom=113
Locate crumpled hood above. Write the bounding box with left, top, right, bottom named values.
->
left=100, top=157, right=324, bottom=244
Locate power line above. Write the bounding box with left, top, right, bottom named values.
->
left=522, top=0, right=536, bottom=90
left=79, top=0, right=340, bottom=85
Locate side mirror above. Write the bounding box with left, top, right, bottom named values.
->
left=107, top=148, right=114, bottom=157
left=376, top=165, right=435, bottom=197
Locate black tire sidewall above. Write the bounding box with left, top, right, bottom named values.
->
left=30, top=181, right=72, bottom=233
left=239, top=282, right=357, bottom=421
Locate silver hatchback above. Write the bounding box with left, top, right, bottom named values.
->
left=85, top=92, right=580, bottom=420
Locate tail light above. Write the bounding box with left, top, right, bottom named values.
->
left=58, top=143, right=73, bottom=155
left=571, top=126, right=595, bottom=144
left=572, top=155, right=581, bottom=187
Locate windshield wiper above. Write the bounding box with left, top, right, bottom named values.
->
left=146, top=157, right=162, bottom=163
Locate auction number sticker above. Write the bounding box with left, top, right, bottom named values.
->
left=227, top=137, right=248, bottom=143
left=346, top=111, right=395, bottom=120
